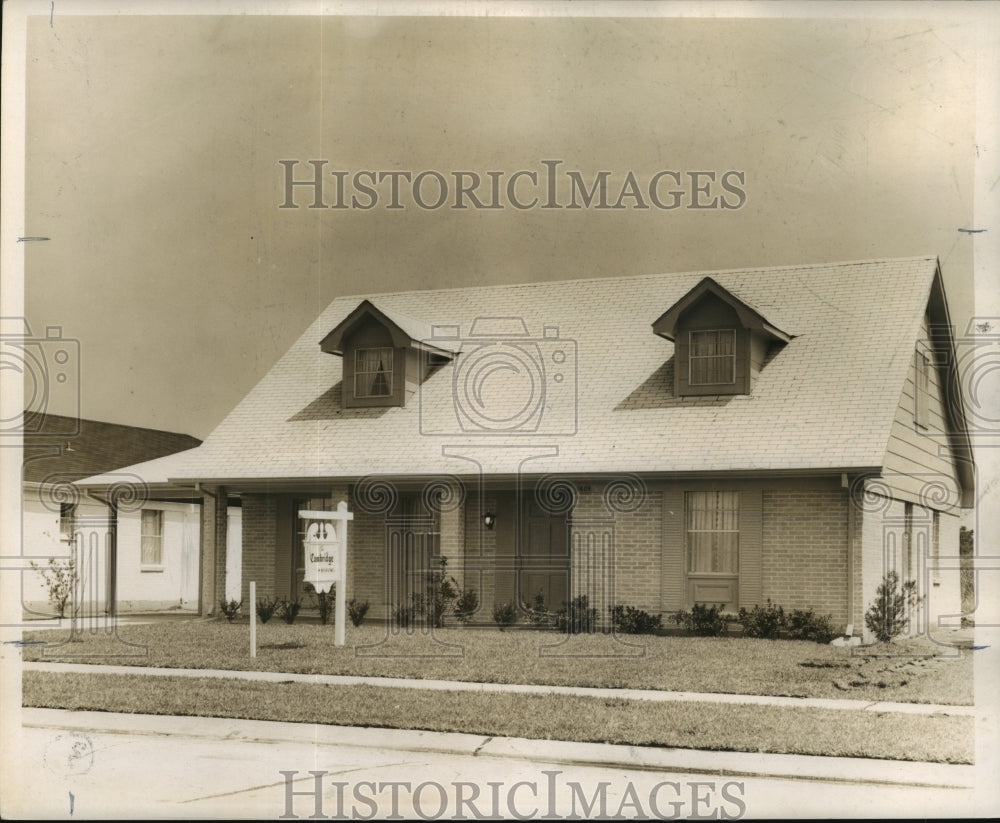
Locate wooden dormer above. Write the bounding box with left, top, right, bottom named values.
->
left=652, top=278, right=793, bottom=397
left=320, top=300, right=455, bottom=408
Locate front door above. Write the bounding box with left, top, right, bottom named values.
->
left=519, top=498, right=570, bottom=613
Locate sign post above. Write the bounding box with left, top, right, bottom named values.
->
left=299, top=500, right=353, bottom=646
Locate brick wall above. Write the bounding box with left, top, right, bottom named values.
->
left=762, top=488, right=849, bottom=625
left=571, top=484, right=663, bottom=618
left=240, top=494, right=276, bottom=603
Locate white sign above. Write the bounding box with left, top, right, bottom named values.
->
left=302, top=520, right=338, bottom=594
left=298, top=501, right=353, bottom=646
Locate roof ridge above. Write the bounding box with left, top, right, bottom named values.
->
left=325, top=255, right=940, bottom=303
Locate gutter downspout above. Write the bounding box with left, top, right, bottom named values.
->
left=843, top=473, right=856, bottom=630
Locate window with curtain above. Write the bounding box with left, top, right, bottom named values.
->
left=689, top=329, right=736, bottom=385
left=141, top=509, right=163, bottom=567
left=355, top=347, right=393, bottom=397
left=59, top=503, right=76, bottom=542
left=685, top=491, right=739, bottom=574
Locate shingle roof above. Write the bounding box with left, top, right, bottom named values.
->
left=23, top=415, right=201, bottom=484
left=79, top=256, right=944, bottom=486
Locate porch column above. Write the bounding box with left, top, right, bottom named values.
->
left=199, top=485, right=228, bottom=615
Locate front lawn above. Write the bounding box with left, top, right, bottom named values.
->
left=22, top=620, right=974, bottom=705
left=23, top=671, right=974, bottom=764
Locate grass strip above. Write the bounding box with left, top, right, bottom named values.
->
left=23, top=670, right=973, bottom=764
left=23, top=622, right=974, bottom=705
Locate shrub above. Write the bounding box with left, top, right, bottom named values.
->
left=786, top=608, right=836, bottom=644
left=348, top=598, right=370, bottom=627
left=738, top=599, right=786, bottom=639
left=556, top=595, right=597, bottom=634
left=416, top=556, right=460, bottom=628
left=525, top=591, right=557, bottom=628
left=454, top=587, right=479, bottom=625
left=865, top=570, right=923, bottom=642
left=492, top=600, right=518, bottom=630
left=609, top=604, right=663, bottom=635
left=393, top=604, right=415, bottom=628
left=278, top=598, right=301, bottom=625
left=256, top=596, right=279, bottom=624
left=218, top=598, right=242, bottom=622
left=30, top=555, right=78, bottom=619
left=673, top=603, right=729, bottom=637
left=316, top=591, right=334, bottom=625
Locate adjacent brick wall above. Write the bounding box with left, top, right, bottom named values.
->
left=240, top=494, right=276, bottom=604
left=762, top=488, right=849, bottom=626
left=571, top=484, right=663, bottom=618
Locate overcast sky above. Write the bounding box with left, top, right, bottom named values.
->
left=18, top=4, right=990, bottom=439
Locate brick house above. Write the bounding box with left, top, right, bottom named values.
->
left=78, top=257, right=974, bottom=639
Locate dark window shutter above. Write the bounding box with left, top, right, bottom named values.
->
left=661, top=487, right=685, bottom=610
left=738, top=489, right=762, bottom=608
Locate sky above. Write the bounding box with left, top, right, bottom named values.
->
left=15, top=3, right=993, bottom=440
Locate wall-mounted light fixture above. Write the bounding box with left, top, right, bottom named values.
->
left=483, top=511, right=496, bottom=531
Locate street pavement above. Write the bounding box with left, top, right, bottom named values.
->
left=2, top=707, right=983, bottom=820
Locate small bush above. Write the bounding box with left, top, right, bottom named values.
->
left=278, top=598, right=301, bottom=625
left=673, top=603, right=729, bottom=637
left=31, top=555, right=78, bottom=619
left=256, top=596, right=279, bottom=624
left=609, top=604, right=663, bottom=635
left=738, top=599, right=786, bottom=640
left=492, top=601, right=518, bottom=630
left=348, top=598, right=370, bottom=627
left=393, top=604, right=415, bottom=628
left=786, top=608, right=836, bottom=644
left=865, top=570, right=923, bottom=642
left=454, top=587, right=479, bottom=625
left=417, top=556, right=460, bottom=628
left=218, top=599, right=242, bottom=622
left=316, top=591, right=334, bottom=625
left=524, top=591, right=557, bottom=628
left=556, top=595, right=597, bottom=634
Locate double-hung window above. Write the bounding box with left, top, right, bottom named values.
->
left=141, top=509, right=164, bottom=568
left=689, top=330, right=736, bottom=386
left=355, top=347, right=393, bottom=398
left=685, top=491, right=739, bottom=574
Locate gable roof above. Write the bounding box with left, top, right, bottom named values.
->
left=651, top=276, right=794, bottom=342
left=319, top=299, right=459, bottom=357
left=78, top=256, right=968, bottom=488
left=23, top=415, right=201, bottom=484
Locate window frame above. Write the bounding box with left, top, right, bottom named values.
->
left=684, top=490, right=740, bottom=576
left=354, top=346, right=395, bottom=399
left=59, top=502, right=77, bottom=543
left=140, top=508, right=164, bottom=569
left=688, top=328, right=737, bottom=387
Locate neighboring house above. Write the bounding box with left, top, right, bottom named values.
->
left=22, top=415, right=203, bottom=617
left=78, top=257, right=974, bottom=641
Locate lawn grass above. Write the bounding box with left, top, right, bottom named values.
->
left=23, top=670, right=974, bottom=764
left=22, top=620, right=974, bottom=705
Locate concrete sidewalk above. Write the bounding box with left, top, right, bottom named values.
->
left=23, top=661, right=976, bottom=716
left=22, top=708, right=975, bottom=789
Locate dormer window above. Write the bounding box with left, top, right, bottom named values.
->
left=355, top=347, right=393, bottom=398
left=652, top=277, right=793, bottom=398
left=689, top=329, right=736, bottom=386
left=320, top=299, right=458, bottom=409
